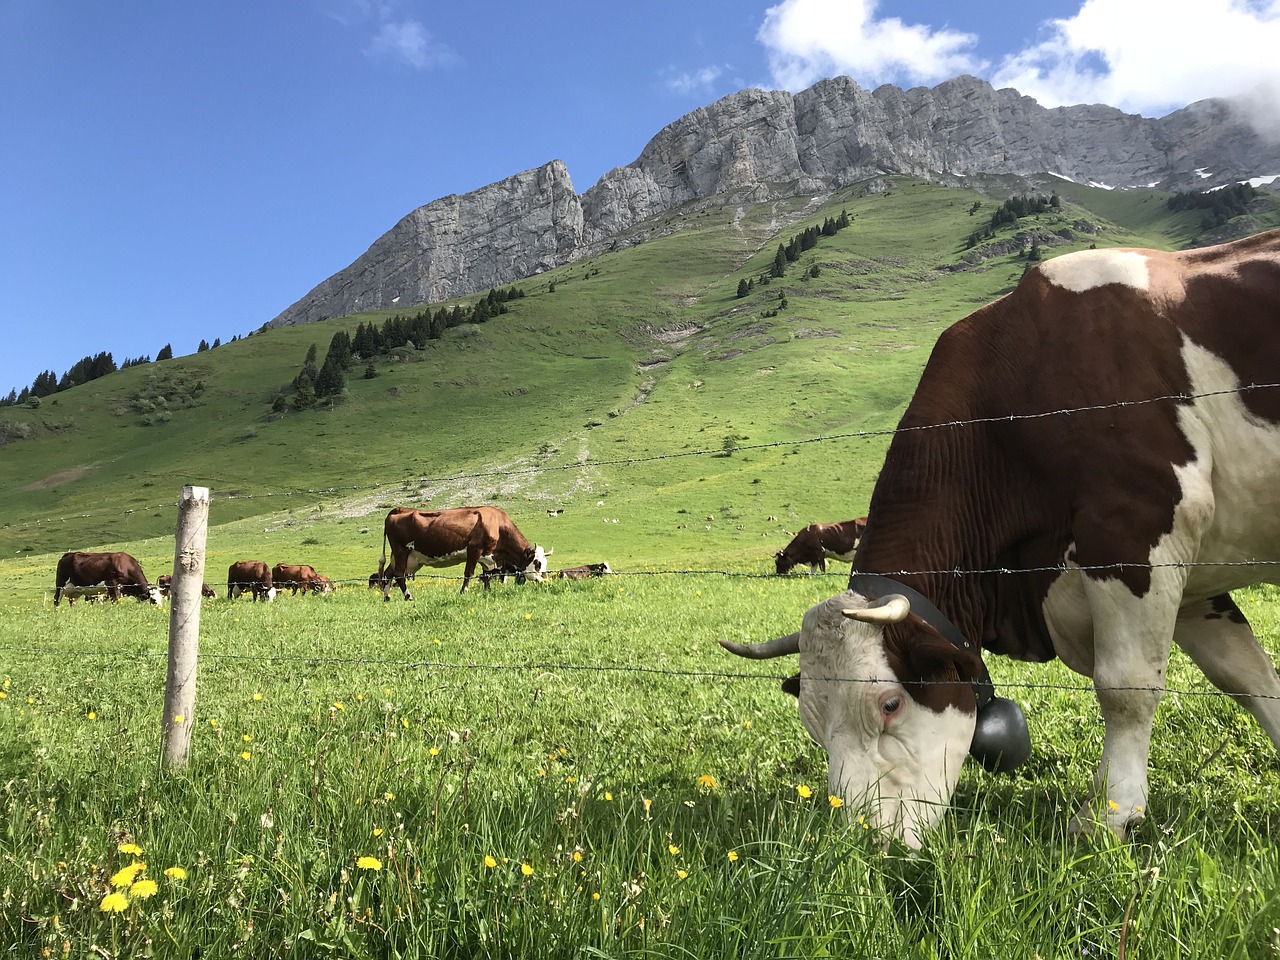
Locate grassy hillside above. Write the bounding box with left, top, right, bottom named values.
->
left=1, top=177, right=1277, bottom=590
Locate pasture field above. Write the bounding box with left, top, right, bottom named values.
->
left=2, top=568, right=1280, bottom=958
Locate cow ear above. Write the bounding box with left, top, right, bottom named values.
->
left=902, top=620, right=984, bottom=689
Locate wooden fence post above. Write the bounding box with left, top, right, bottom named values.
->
left=161, top=485, right=210, bottom=769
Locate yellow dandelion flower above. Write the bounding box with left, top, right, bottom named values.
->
left=796, top=784, right=813, bottom=799
left=384, top=687, right=391, bottom=696
left=677, top=869, right=688, bottom=879
left=87, top=711, right=97, bottom=721
left=429, top=746, right=440, bottom=757
left=129, top=878, right=158, bottom=899
left=373, top=827, right=384, bottom=837
left=521, top=862, right=534, bottom=876
left=566, top=776, right=576, bottom=784
left=592, top=891, right=601, bottom=901
left=727, top=850, right=739, bottom=862
left=240, top=751, right=251, bottom=761
left=1108, top=799, right=1121, bottom=811
left=642, top=797, right=652, bottom=814
left=743, top=719, right=752, bottom=729
left=208, top=718, right=218, bottom=727
left=537, top=768, right=546, bottom=777
left=401, top=717, right=410, bottom=728
left=163, top=866, right=187, bottom=880
left=99, top=892, right=129, bottom=913
left=357, top=693, right=365, bottom=701
left=110, top=862, right=146, bottom=889
left=697, top=774, right=718, bottom=789
left=384, top=791, right=395, bottom=801
left=242, top=734, right=252, bottom=742
left=332, top=702, right=345, bottom=711
left=604, top=791, right=613, bottom=802
left=828, top=795, right=844, bottom=809
left=0, top=691, right=7, bottom=699
left=117, top=843, right=143, bottom=856
left=524, top=613, right=532, bottom=620
left=667, top=843, right=680, bottom=856
left=572, top=850, right=583, bottom=863
left=252, top=692, right=263, bottom=701
left=483, top=855, right=498, bottom=869
left=356, top=856, right=382, bottom=871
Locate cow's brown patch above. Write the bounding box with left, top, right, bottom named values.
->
left=25, top=463, right=97, bottom=491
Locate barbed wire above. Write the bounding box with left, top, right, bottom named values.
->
left=5, top=557, right=1280, bottom=594
left=0, top=642, right=1274, bottom=704
left=3, top=380, right=1276, bottom=533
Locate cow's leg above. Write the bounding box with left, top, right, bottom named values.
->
left=108, top=582, right=123, bottom=603
left=54, top=582, right=65, bottom=607
left=1174, top=595, right=1280, bottom=746
left=1069, top=569, right=1183, bottom=838
left=386, top=550, right=417, bottom=601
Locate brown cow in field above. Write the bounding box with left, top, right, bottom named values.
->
left=378, top=505, right=551, bottom=598
left=271, top=563, right=334, bottom=595
left=157, top=575, right=216, bottom=599
left=227, top=560, right=276, bottom=601
left=558, top=562, right=613, bottom=580
left=774, top=518, right=867, bottom=574
left=54, top=551, right=162, bottom=606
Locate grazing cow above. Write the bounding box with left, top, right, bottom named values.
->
left=378, top=505, right=551, bottom=598
left=558, top=562, right=613, bottom=580
left=227, top=560, right=276, bottom=602
left=774, top=518, right=868, bottom=575
left=157, top=575, right=216, bottom=599
left=721, top=230, right=1280, bottom=848
left=54, top=551, right=162, bottom=607
left=271, top=563, right=335, bottom=595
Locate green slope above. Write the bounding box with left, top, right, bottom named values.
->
left=2, top=177, right=1276, bottom=585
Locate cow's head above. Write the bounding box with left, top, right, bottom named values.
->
left=522, top=545, right=552, bottom=583
left=774, top=550, right=796, bottom=576
left=721, top=590, right=990, bottom=848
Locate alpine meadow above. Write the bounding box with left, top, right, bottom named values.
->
left=4, top=178, right=1280, bottom=958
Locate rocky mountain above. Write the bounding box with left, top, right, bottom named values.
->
left=267, top=74, right=1280, bottom=328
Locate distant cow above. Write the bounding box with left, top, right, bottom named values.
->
left=558, top=562, right=613, bottom=580
left=774, top=518, right=867, bottom=575
left=54, top=551, right=162, bottom=607
left=378, top=505, right=551, bottom=598
left=157, top=575, right=216, bottom=599
left=271, top=563, right=334, bottom=595
left=227, top=560, right=276, bottom=601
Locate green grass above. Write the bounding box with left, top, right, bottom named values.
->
left=3, top=580, right=1280, bottom=957
left=2, top=178, right=1280, bottom=956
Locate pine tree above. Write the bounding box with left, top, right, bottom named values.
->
left=771, top=245, right=787, bottom=279
left=292, top=372, right=316, bottom=409
left=156, top=344, right=174, bottom=361
left=736, top=278, right=750, bottom=298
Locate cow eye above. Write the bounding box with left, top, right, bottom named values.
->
left=882, top=697, right=902, bottom=715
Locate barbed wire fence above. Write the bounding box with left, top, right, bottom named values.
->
left=2, top=381, right=1280, bottom=713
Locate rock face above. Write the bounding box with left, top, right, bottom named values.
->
left=267, top=75, right=1279, bottom=328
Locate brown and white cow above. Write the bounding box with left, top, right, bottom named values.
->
left=157, top=575, right=216, bottom=599
left=774, top=518, right=867, bottom=575
left=378, top=505, right=551, bottom=598
left=271, top=563, right=335, bottom=595
left=227, top=560, right=276, bottom=602
left=723, top=230, right=1280, bottom=848
left=54, top=551, right=162, bottom=606
left=557, top=562, right=613, bottom=580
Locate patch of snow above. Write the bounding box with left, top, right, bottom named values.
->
left=1195, top=167, right=1213, bottom=179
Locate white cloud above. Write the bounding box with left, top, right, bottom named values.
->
left=757, top=0, right=983, bottom=91
left=365, top=19, right=456, bottom=70
left=991, top=0, right=1280, bottom=122
left=665, top=65, right=726, bottom=96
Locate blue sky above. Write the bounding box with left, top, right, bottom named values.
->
left=4, top=0, right=1279, bottom=397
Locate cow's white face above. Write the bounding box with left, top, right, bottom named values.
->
left=265, top=586, right=277, bottom=602
left=796, top=593, right=976, bottom=849
left=147, top=585, right=163, bottom=606
left=524, top=545, right=550, bottom=582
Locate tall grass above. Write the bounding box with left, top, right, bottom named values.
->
left=2, top=577, right=1280, bottom=957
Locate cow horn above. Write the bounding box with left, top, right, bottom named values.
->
left=719, top=632, right=801, bottom=659
left=843, top=593, right=911, bottom=624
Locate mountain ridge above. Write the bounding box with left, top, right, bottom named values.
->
left=267, top=74, right=1280, bottom=329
